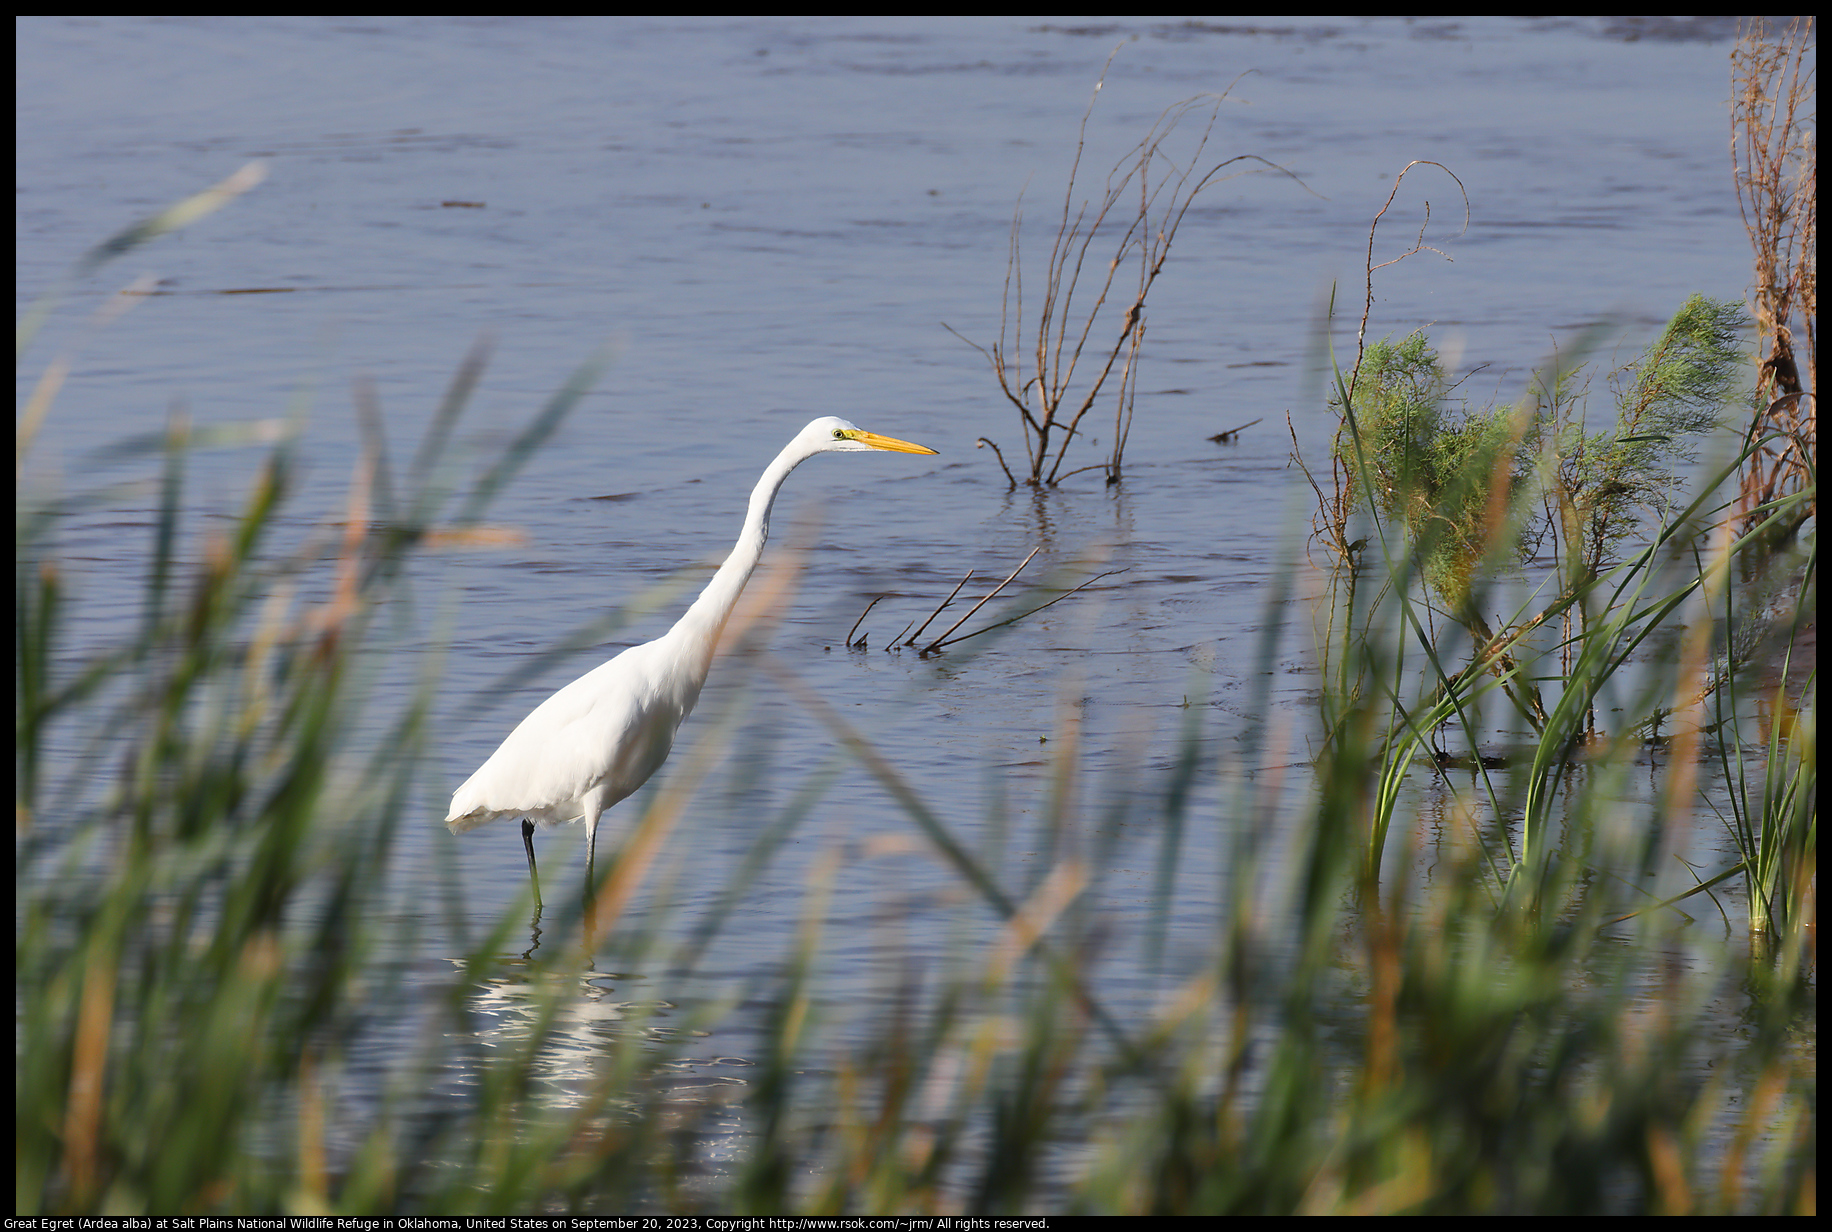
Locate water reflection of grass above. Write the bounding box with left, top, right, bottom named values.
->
left=18, top=180, right=1813, bottom=1217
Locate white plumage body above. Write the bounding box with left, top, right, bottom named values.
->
left=446, top=630, right=710, bottom=834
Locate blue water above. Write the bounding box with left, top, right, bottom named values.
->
left=17, top=15, right=1772, bottom=1184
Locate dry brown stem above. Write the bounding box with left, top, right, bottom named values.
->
left=1297, top=162, right=1469, bottom=566
left=842, top=548, right=1120, bottom=657
left=950, top=51, right=1311, bottom=487
left=1350, top=161, right=1469, bottom=406
left=1731, top=17, right=1816, bottom=529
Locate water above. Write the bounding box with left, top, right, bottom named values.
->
left=17, top=14, right=1780, bottom=1197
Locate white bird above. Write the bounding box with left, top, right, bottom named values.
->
left=446, top=416, right=937, bottom=905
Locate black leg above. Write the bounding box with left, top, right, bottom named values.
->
left=582, top=819, right=598, bottom=941
left=584, top=814, right=601, bottom=904
left=521, top=818, right=543, bottom=907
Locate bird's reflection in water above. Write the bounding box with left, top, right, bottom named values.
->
left=448, top=954, right=752, bottom=1163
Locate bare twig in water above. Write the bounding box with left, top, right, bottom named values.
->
left=927, top=566, right=1124, bottom=653
left=1352, top=160, right=1469, bottom=404
left=903, top=569, right=977, bottom=648
left=921, top=547, right=1042, bottom=654
left=1294, top=162, right=1469, bottom=565
left=948, top=50, right=1316, bottom=488
left=854, top=548, right=1118, bottom=657
left=975, top=436, right=1017, bottom=486
left=845, top=595, right=885, bottom=649
left=1207, top=417, right=1263, bottom=443
left=1286, top=409, right=1335, bottom=567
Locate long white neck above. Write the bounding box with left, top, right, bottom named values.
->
left=663, top=440, right=809, bottom=665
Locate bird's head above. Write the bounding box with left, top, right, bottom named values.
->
left=800, top=416, right=937, bottom=457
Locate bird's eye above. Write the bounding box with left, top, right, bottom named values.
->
left=832, top=428, right=847, bottom=440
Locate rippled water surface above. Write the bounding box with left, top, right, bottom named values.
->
left=17, top=14, right=1768, bottom=1160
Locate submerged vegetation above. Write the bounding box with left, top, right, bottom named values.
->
left=17, top=28, right=1815, bottom=1217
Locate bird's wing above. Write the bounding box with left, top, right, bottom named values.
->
left=445, top=642, right=695, bottom=831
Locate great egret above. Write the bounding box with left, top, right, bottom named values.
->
left=446, top=416, right=937, bottom=905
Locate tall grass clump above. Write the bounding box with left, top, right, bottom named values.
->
left=1270, top=324, right=1814, bottom=1208
left=17, top=173, right=622, bottom=1212
left=1302, top=166, right=1802, bottom=908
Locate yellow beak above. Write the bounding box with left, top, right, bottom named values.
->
left=850, top=429, right=938, bottom=455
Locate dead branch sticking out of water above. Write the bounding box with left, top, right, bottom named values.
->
left=845, top=547, right=1122, bottom=656
left=1731, top=17, right=1816, bottom=534
left=1293, top=160, right=1469, bottom=565
left=947, top=49, right=1312, bottom=489
left=1350, top=160, right=1469, bottom=407
left=1207, top=417, right=1263, bottom=443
